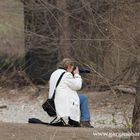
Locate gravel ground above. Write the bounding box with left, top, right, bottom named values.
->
left=0, top=86, right=135, bottom=129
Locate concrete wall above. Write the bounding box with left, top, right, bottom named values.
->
left=0, top=0, right=24, bottom=58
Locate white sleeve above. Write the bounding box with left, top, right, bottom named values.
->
left=64, top=72, right=82, bottom=91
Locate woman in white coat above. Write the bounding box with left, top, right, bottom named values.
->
left=48, top=58, right=93, bottom=127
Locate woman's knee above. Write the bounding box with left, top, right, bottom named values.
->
left=79, top=94, right=88, bottom=102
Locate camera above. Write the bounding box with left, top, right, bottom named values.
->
left=73, top=65, right=90, bottom=74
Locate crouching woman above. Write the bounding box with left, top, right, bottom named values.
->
left=48, top=58, right=93, bottom=127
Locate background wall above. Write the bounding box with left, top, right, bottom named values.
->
left=0, top=0, right=24, bottom=58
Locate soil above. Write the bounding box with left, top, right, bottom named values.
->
left=0, top=86, right=136, bottom=140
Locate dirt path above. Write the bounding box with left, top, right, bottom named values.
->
left=0, top=122, right=129, bottom=140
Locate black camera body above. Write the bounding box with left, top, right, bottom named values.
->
left=73, top=66, right=90, bottom=74
left=79, top=69, right=90, bottom=73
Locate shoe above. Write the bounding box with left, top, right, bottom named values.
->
left=68, top=118, right=81, bottom=127
left=80, top=121, right=94, bottom=128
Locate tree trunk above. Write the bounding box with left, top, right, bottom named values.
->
left=132, top=74, right=140, bottom=140
left=56, top=0, right=71, bottom=59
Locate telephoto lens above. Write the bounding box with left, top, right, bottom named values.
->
left=73, top=65, right=90, bottom=74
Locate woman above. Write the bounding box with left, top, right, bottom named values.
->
left=48, top=58, right=93, bottom=127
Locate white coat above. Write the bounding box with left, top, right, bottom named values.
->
left=48, top=69, right=82, bottom=122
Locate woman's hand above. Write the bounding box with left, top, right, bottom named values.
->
left=73, top=66, right=79, bottom=75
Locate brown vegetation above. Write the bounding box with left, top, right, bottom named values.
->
left=22, top=0, right=140, bottom=88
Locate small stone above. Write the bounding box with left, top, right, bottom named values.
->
left=0, top=105, right=7, bottom=109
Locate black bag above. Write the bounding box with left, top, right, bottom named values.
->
left=42, top=72, right=65, bottom=116
left=28, top=118, right=49, bottom=125
left=28, top=118, right=67, bottom=126
left=42, top=98, right=56, bottom=116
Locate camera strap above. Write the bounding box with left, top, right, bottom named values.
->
left=52, top=72, right=65, bottom=99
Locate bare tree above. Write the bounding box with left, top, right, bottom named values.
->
left=56, top=0, right=71, bottom=59
left=131, top=67, right=140, bottom=140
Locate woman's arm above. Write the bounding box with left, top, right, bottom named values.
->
left=64, top=72, right=82, bottom=91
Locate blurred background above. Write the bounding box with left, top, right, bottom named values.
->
left=0, top=0, right=140, bottom=90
